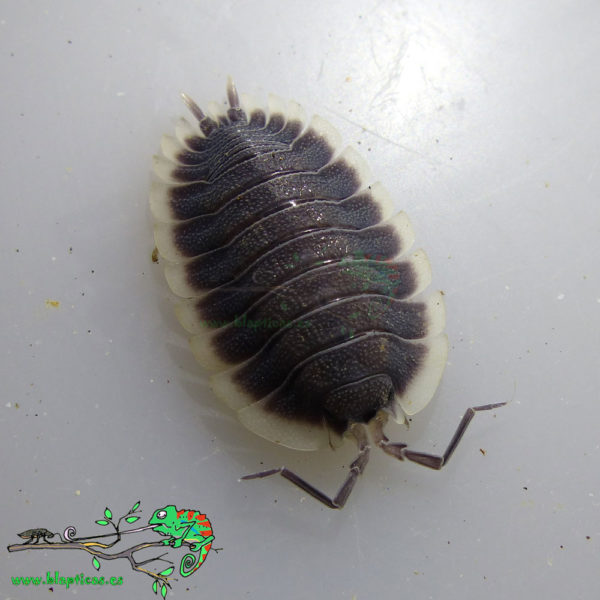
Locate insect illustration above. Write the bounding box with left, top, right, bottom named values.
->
left=17, top=528, right=56, bottom=544
left=150, top=78, right=504, bottom=509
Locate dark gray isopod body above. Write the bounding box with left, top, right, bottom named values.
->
left=151, top=79, right=504, bottom=509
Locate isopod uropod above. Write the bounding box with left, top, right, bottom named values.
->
left=150, top=78, right=505, bottom=509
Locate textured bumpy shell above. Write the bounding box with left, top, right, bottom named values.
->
left=151, top=80, right=448, bottom=451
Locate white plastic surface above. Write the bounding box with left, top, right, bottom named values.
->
left=1, top=1, right=599, bottom=599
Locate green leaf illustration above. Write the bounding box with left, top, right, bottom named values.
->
left=152, top=580, right=158, bottom=594
left=92, top=556, right=100, bottom=571
left=125, top=516, right=140, bottom=523
left=131, top=501, right=140, bottom=512
left=159, top=566, right=174, bottom=577
left=161, top=582, right=167, bottom=598
left=95, top=520, right=109, bottom=526
left=104, top=507, right=113, bottom=520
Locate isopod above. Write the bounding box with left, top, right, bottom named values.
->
left=150, top=78, right=504, bottom=508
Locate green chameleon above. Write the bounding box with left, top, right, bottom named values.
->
left=148, top=505, right=214, bottom=577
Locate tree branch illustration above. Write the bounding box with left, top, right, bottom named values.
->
left=8, top=538, right=175, bottom=582
left=7, top=502, right=179, bottom=595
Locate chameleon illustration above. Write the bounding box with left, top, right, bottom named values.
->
left=17, top=528, right=56, bottom=544
left=148, top=506, right=214, bottom=577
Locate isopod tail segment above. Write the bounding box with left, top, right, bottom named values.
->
left=241, top=401, right=507, bottom=509
left=181, top=77, right=245, bottom=136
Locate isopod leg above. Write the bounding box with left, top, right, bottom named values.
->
left=374, top=402, right=507, bottom=470
left=241, top=424, right=370, bottom=509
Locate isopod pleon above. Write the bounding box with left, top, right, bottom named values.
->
left=150, top=78, right=505, bottom=509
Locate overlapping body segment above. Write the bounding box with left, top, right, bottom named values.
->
left=150, top=79, right=448, bottom=453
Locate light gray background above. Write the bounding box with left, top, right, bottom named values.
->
left=2, top=1, right=599, bottom=598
